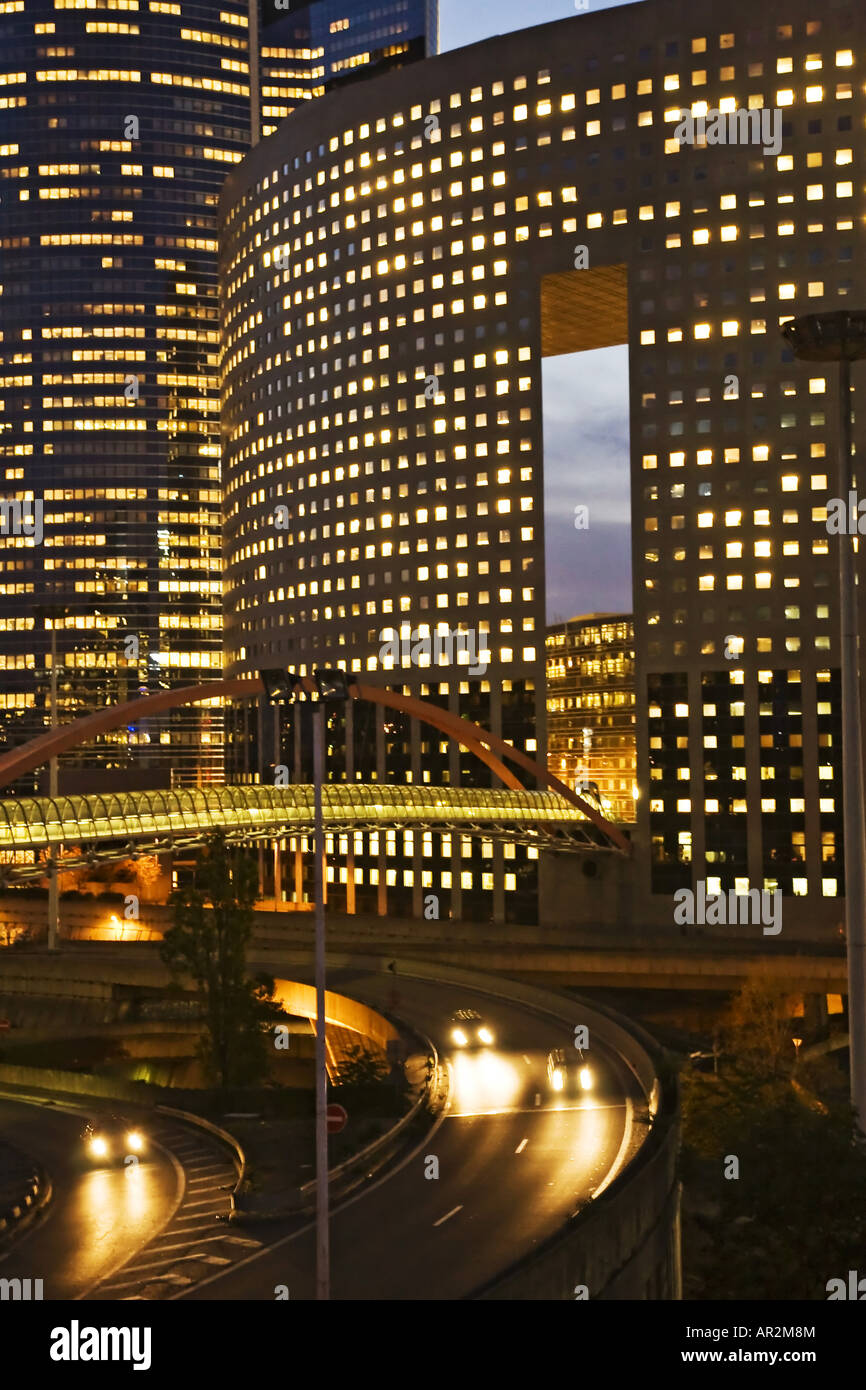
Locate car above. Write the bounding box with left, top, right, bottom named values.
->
left=449, top=1008, right=495, bottom=1049
left=81, top=1114, right=147, bottom=1165
left=547, top=1047, right=594, bottom=1094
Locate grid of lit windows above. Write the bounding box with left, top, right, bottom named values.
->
left=546, top=616, right=636, bottom=822
left=257, top=0, right=436, bottom=138
left=221, top=0, right=865, bottom=922
left=0, top=0, right=252, bottom=789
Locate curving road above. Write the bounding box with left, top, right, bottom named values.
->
left=0, top=965, right=645, bottom=1301
left=0, top=1096, right=249, bottom=1300
left=179, top=967, right=645, bottom=1301
left=0, top=1095, right=179, bottom=1299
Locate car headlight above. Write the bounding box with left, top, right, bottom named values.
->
left=452, top=1028, right=467, bottom=1046
left=126, top=1131, right=143, bottom=1152
left=552, top=1069, right=564, bottom=1090
left=477, top=1027, right=494, bottom=1045
left=579, top=1065, right=593, bottom=1091
left=90, top=1136, right=108, bottom=1158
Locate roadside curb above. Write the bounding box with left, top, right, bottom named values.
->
left=0, top=1161, right=52, bottom=1251
left=154, top=1103, right=247, bottom=1217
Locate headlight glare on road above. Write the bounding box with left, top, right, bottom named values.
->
left=579, top=1065, right=593, bottom=1091
left=477, top=1027, right=494, bottom=1045
left=452, top=1028, right=467, bottom=1046
left=126, top=1131, right=143, bottom=1152
left=90, top=1136, right=108, bottom=1157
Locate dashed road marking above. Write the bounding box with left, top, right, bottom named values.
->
left=433, top=1205, right=463, bottom=1228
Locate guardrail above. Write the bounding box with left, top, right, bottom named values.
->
left=299, top=1024, right=446, bottom=1207
left=0, top=1161, right=52, bottom=1248
left=155, top=1103, right=247, bottom=1217
left=386, top=958, right=681, bottom=1301
left=249, top=949, right=682, bottom=1299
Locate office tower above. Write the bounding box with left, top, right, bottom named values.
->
left=258, top=0, right=439, bottom=137
left=0, top=0, right=437, bottom=794
left=221, top=0, right=865, bottom=933
left=546, top=614, right=636, bottom=822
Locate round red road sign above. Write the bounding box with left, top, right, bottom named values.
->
left=326, top=1103, right=348, bottom=1134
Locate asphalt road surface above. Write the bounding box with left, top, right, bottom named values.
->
left=0, top=1094, right=179, bottom=1300
left=180, top=968, right=644, bottom=1301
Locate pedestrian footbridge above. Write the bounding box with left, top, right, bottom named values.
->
left=0, top=783, right=626, bottom=882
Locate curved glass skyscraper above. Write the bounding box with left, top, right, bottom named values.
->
left=0, top=0, right=438, bottom=796
left=0, top=0, right=253, bottom=791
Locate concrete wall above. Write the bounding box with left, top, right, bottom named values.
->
left=271, top=979, right=398, bottom=1049
left=0, top=1064, right=154, bottom=1102
left=539, top=845, right=845, bottom=943
left=1, top=866, right=842, bottom=950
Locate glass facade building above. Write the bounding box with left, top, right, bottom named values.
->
left=0, top=0, right=252, bottom=792
left=546, top=614, right=636, bottom=823
left=221, top=0, right=865, bottom=934
left=0, top=0, right=436, bottom=796
left=259, top=0, right=438, bottom=137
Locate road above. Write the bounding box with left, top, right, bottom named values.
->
left=0, top=1095, right=250, bottom=1300
left=180, top=968, right=644, bottom=1300
left=0, top=1094, right=178, bottom=1299
left=0, top=967, right=644, bottom=1300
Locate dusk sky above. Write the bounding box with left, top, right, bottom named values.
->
left=441, top=0, right=638, bottom=623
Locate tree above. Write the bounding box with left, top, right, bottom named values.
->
left=331, top=1040, right=409, bottom=1117
left=682, top=1068, right=866, bottom=1298
left=723, top=975, right=797, bottom=1077
left=160, top=832, right=285, bottom=1089
left=133, top=853, right=164, bottom=903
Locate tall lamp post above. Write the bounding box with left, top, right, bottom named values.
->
left=782, top=310, right=866, bottom=1132
left=259, top=665, right=350, bottom=1298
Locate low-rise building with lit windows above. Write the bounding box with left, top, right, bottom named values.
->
left=222, top=0, right=864, bottom=936
left=546, top=614, right=636, bottom=823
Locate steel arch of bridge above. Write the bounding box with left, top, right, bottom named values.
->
left=0, top=677, right=630, bottom=866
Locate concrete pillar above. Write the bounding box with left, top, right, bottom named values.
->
left=688, top=667, right=705, bottom=891
left=744, top=666, right=763, bottom=892
left=449, top=684, right=462, bottom=921
left=411, top=714, right=423, bottom=917
left=800, top=665, right=822, bottom=899
left=493, top=842, right=506, bottom=924
left=273, top=839, right=282, bottom=910
left=293, top=701, right=303, bottom=905
left=376, top=702, right=387, bottom=916
left=345, top=700, right=356, bottom=915
left=294, top=836, right=304, bottom=905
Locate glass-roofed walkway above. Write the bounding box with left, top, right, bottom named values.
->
left=0, top=784, right=625, bottom=882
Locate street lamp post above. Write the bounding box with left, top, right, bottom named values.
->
left=311, top=695, right=328, bottom=1300
left=782, top=310, right=866, bottom=1132
left=259, top=665, right=350, bottom=1298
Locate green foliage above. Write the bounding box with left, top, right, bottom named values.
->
left=331, top=1040, right=408, bottom=1117
left=160, top=832, right=285, bottom=1089
left=683, top=1067, right=866, bottom=1298
left=335, top=1041, right=389, bottom=1087
left=681, top=976, right=866, bottom=1298
left=721, top=976, right=798, bottom=1077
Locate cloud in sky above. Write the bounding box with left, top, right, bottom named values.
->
left=543, top=348, right=632, bottom=624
